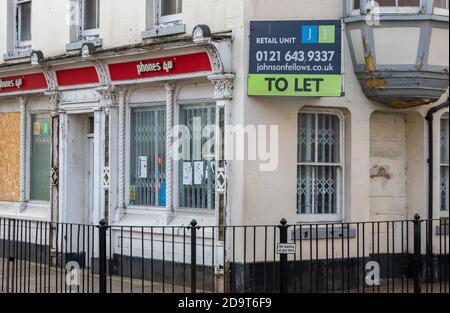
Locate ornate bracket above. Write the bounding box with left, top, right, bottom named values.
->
left=95, top=86, right=116, bottom=110
left=93, top=60, right=110, bottom=85
left=42, top=66, right=57, bottom=91
left=209, top=74, right=235, bottom=101
left=44, top=91, right=60, bottom=115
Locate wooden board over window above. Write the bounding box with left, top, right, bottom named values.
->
left=0, top=112, right=21, bottom=202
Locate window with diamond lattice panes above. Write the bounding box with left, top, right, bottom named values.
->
left=178, top=105, right=216, bottom=210
left=130, top=107, right=166, bottom=207
left=441, top=114, right=449, bottom=213
left=297, top=112, right=343, bottom=217
left=30, top=114, right=51, bottom=201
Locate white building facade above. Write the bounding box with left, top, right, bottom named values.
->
left=0, top=0, right=448, bottom=233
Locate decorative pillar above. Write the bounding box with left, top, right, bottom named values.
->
left=208, top=74, right=234, bottom=226
left=46, top=91, right=60, bottom=252
left=46, top=92, right=60, bottom=222
left=19, top=96, right=28, bottom=212
left=209, top=74, right=234, bottom=293
left=116, top=88, right=127, bottom=219
left=165, top=83, right=175, bottom=213
left=94, top=86, right=116, bottom=224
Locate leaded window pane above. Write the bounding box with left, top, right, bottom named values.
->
left=130, top=107, right=166, bottom=207
left=30, top=114, right=51, bottom=201
left=178, top=105, right=215, bottom=210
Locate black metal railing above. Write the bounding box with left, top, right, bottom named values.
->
left=0, top=215, right=448, bottom=294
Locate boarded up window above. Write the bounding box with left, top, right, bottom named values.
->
left=0, top=112, right=21, bottom=202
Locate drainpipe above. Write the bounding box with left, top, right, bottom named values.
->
left=425, top=99, right=449, bottom=281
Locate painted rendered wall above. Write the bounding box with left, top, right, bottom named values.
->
left=369, top=112, right=407, bottom=221
left=0, top=0, right=242, bottom=59
left=237, top=0, right=381, bottom=226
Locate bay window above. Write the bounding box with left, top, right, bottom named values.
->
left=441, top=114, right=449, bottom=213
left=30, top=114, right=51, bottom=202
left=178, top=105, right=216, bottom=210
left=297, top=112, right=343, bottom=220
left=16, top=0, right=32, bottom=47
left=434, top=0, right=449, bottom=15
left=129, top=107, right=166, bottom=207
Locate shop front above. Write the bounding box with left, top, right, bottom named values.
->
left=0, top=37, right=234, bottom=231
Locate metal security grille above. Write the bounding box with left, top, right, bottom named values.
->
left=441, top=116, right=449, bottom=212
left=297, top=112, right=342, bottom=215
left=130, top=107, right=166, bottom=207
left=179, top=105, right=216, bottom=210
left=30, top=114, right=51, bottom=201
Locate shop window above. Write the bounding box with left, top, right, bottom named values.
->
left=16, top=0, right=32, bottom=47
left=441, top=114, right=449, bottom=213
left=30, top=114, right=51, bottom=202
left=178, top=105, right=216, bottom=210
left=297, top=112, right=343, bottom=220
left=129, top=107, right=166, bottom=207
left=81, top=0, right=100, bottom=37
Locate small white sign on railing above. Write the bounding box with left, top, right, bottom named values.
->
left=277, top=243, right=296, bottom=255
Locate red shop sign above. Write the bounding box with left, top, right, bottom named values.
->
left=56, top=66, right=99, bottom=87
left=108, top=52, right=212, bottom=82
left=0, top=73, right=48, bottom=94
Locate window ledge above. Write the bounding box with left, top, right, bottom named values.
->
left=66, top=37, right=103, bottom=52
left=3, top=48, right=33, bottom=61
left=141, top=23, right=186, bottom=39
left=292, top=226, right=357, bottom=240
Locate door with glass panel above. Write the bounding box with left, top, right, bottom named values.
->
left=130, top=107, right=166, bottom=207
left=178, top=105, right=216, bottom=210
left=30, top=114, right=52, bottom=202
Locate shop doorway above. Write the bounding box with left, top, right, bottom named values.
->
left=65, top=114, right=95, bottom=225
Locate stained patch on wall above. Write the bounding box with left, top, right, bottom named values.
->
left=0, top=112, right=21, bottom=202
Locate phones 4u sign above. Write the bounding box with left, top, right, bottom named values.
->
left=248, top=20, right=343, bottom=97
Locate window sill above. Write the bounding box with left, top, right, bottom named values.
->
left=65, top=37, right=103, bottom=52
left=3, top=48, right=33, bottom=61
left=292, top=225, right=357, bottom=240
left=141, top=23, right=186, bottom=39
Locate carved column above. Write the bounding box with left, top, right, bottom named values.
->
left=19, top=96, right=28, bottom=212
left=209, top=74, right=234, bottom=293
left=165, top=83, right=175, bottom=213
left=94, top=86, right=116, bottom=224
left=208, top=74, right=234, bottom=225
left=117, top=88, right=127, bottom=218
left=46, top=91, right=60, bottom=251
